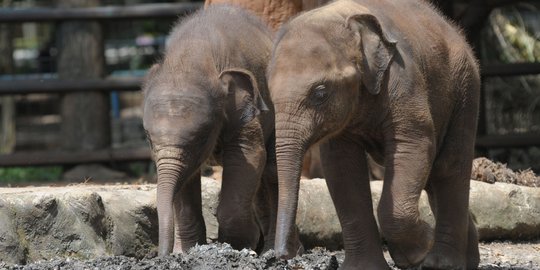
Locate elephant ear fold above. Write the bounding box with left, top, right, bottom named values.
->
left=346, top=14, right=397, bottom=95
left=142, top=63, right=161, bottom=97
left=219, top=68, right=269, bottom=125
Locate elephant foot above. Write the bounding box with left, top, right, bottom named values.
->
left=466, top=247, right=480, bottom=270
left=466, top=219, right=480, bottom=270
left=340, top=254, right=391, bottom=270
left=275, top=240, right=304, bottom=260
left=219, top=232, right=260, bottom=251
left=259, top=237, right=282, bottom=255
left=340, top=261, right=390, bottom=270
left=421, top=243, right=466, bottom=270
left=422, top=218, right=479, bottom=269
left=466, top=254, right=480, bottom=270
left=420, top=246, right=478, bottom=269
left=386, top=221, right=434, bottom=268
left=218, top=215, right=261, bottom=251
left=173, top=231, right=206, bottom=253
left=275, top=226, right=304, bottom=260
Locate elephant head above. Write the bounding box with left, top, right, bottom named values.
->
left=268, top=12, right=396, bottom=259
left=143, top=63, right=267, bottom=255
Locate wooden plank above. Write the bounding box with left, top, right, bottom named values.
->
left=1, top=63, right=539, bottom=95
left=1, top=133, right=539, bottom=167
left=476, top=134, right=540, bottom=148
left=0, top=77, right=142, bottom=94
left=0, top=2, right=202, bottom=23
left=481, top=63, right=540, bottom=77
left=0, top=147, right=151, bottom=166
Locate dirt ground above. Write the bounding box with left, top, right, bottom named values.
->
left=1, top=241, right=538, bottom=269
left=1, top=159, right=537, bottom=269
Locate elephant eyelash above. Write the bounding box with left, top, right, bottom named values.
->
left=308, top=83, right=331, bottom=106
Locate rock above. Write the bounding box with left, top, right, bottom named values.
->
left=201, top=178, right=220, bottom=242
left=98, top=186, right=157, bottom=258
left=470, top=181, right=540, bottom=240
left=297, top=180, right=540, bottom=247
left=0, top=178, right=539, bottom=264
left=297, top=180, right=434, bottom=249
left=0, top=185, right=156, bottom=264
left=0, top=200, right=25, bottom=264
left=296, top=178, right=341, bottom=249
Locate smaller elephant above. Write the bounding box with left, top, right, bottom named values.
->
left=143, top=5, right=284, bottom=256
left=268, top=0, right=480, bottom=269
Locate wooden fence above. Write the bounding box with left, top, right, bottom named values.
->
left=0, top=1, right=538, bottom=167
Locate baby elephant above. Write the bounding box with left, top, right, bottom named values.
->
left=143, top=5, right=279, bottom=256
left=268, top=0, right=480, bottom=269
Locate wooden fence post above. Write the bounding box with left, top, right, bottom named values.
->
left=57, top=0, right=110, bottom=151
left=0, top=0, right=15, bottom=154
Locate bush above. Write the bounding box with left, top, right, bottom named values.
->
left=0, top=166, right=62, bottom=184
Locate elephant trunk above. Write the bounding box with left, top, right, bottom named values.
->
left=155, top=149, right=188, bottom=256
left=274, top=125, right=309, bottom=259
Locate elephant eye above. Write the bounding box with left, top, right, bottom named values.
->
left=309, top=84, right=330, bottom=105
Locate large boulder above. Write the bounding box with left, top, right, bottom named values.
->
left=0, top=178, right=539, bottom=264
left=470, top=181, right=540, bottom=240
left=297, top=180, right=540, bottom=246
left=0, top=185, right=156, bottom=264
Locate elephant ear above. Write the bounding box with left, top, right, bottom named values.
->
left=219, top=68, right=269, bottom=125
left=346, top=14, right=397, bottom=95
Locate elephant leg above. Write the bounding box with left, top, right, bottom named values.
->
left=378, top=137, right=435, bottom=268
left=254, top=147, right=278, bottom=253
left=422, top=115, right=479, bottom=269
left=466, top=214, right=480, bottom=269
left=218, top=138, right=266, bottom=250
left=320, top=136, right=389, bottom=270
left=422, top=161, right=477, bottom=269
left=172, top=171, right=206, bottom=253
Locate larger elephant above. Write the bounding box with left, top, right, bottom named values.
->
left=143, top=5, right=283, bottom=256
left=268, top=0, right=480, bottom=269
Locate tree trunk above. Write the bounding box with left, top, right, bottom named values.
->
left=0, top=0, right=15, bottom=154
left=57, top=0, right=109, bottom=151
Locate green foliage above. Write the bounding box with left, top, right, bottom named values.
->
left=481, top=2, right=540, bottom=172
left=481, top=2, right=540, bottom=134
left=481, top=3, right=540, bottom=64
left=0, top=166, right=62, bottom=184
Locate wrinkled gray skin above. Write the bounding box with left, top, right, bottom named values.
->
left=269, top=0, right=480, bottom=269
left=143, top=6, right=281, bottom=256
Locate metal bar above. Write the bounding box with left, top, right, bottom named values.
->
left=475, top=134, right=540, bottom=148
left=0, top=77, right=143, bottom=94
left=0, top=2, right=202, bottom=23
left=0, top=147, right=151, bottom=167
left=481, top=63, right=540, bottom=77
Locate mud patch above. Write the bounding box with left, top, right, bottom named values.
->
left=1, top=242, right=539, bottom=270
left=472, top=157, right=540, bottom=187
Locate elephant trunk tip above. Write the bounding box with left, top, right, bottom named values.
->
left=274, top=229, right=304, bottom=260
left=275, top=247, right=295, bottom=260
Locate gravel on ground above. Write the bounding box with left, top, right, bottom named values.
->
left=1, top=242, right=538, bottom=270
